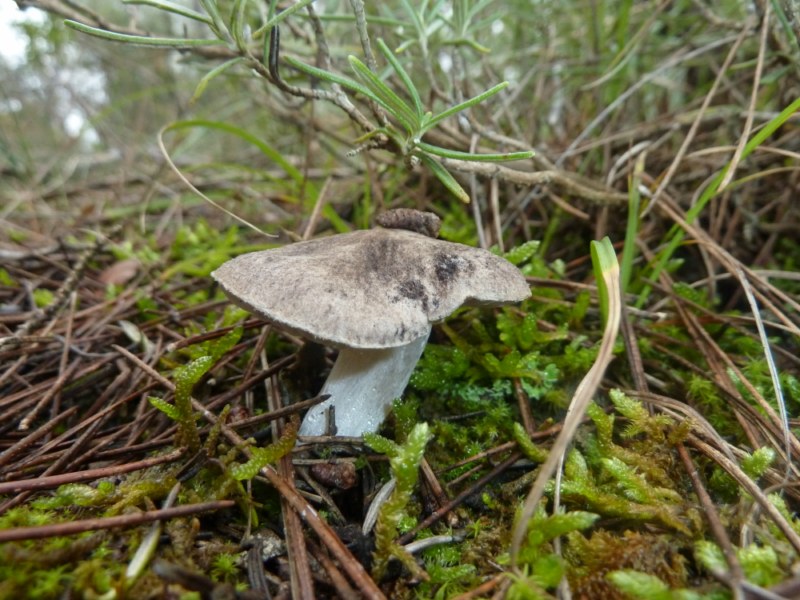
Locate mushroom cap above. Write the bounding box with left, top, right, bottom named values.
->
left=212, top=229, right=530, bottom=349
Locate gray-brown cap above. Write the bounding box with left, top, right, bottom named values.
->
left=211, top=228, right=530, bottom=349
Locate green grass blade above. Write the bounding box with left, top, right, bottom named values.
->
left=65, top=20, right=225, bottom=47
left=620, top=154, right=643, bottom=295
left=636, top=96, right=800, bottom=308
left=164, top=119, right=304, bottom=185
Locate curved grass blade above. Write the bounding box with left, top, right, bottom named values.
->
left=191, top=57, right=245, bottom=103
left=636, top=95, right=800, bottom=308
left=510, top=237, right=621, bottom=565
left=165, top=119, right=304, bottom=185
left=65, top=20, right=225, bottom=48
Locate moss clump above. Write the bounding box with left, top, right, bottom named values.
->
left=566, top=530, right=690, bottom=599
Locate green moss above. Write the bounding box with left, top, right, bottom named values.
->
left=567, top=530, right=690, bottom=599
left=607, top=570, right=704, bottom=600
left=32, top=288, right=55, bottom=308
left=365, top=423, right=433, bottom=579
left=695, top=541, right=783, bottom=588
left=230, top=421, right=297, bottom=480
left=0, top=268, right=15, bottom=286
left=210, top=553, right=240, bottom=583
left=508, top=508, right=599, bottom=599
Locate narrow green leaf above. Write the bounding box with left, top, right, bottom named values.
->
left=510, top=241, right=622, bottom=563
left=283, top=56, right=377, bottom=102
left=416, top=141, right=533, bottom=162
left=348, top=56, right=419, bottom=134
left=231, top=0, right=250, bottom=49
left=321, top=204, right=352, bottom=234
left=123, top=0, right=213, bottom=25
left=191, top=58, right=245, bottom=104
left=620, top=153, right=643, bottom=294
left=376, top=38, right=423, bottom=118
left=395, top=38, right=417, bottom=53
left=65, top=20, right=226, bottom=48
left=200, top=0, right=231, bottom=40
left=417, top=153, right=470, bottom=203
left=399, top=0, right=425, bottom=35
left=422, top=81, right=509, bottom=133
left=441, top=37, right=491, bottom=53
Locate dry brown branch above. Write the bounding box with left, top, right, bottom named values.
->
left=439, top=157, right=629, bottom=205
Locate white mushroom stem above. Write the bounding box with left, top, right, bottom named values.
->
left=298, top=331, right=430, bottom=438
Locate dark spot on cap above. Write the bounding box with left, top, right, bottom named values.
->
left=396, top=279, right=429, bottom=312
left=434, top=252, right=464, bottom=284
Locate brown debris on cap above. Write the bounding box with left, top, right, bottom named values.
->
left=212, top=228, right=530, bottom=349
left=375, top=208, right=441, bottom=238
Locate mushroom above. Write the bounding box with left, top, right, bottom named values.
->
left=211, top=211, right=530, bottom=438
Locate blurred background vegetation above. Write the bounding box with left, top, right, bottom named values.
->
left=8, top=1, right=795, bottom=252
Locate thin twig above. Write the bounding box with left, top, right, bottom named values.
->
left=0, top=500, right=235, bottom=543
left=438, top=158, right=627, bottom=205
left=113, top=344, right=387, bottom=599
